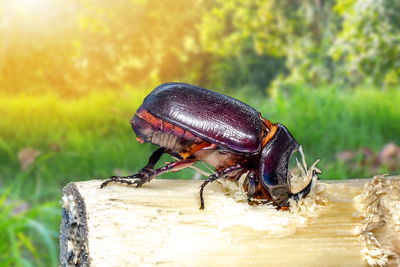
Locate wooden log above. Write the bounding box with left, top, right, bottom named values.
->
left=60, top=176, right=400, bottom=267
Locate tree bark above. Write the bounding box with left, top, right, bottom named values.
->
left=60, top=176, right=400, bottom=267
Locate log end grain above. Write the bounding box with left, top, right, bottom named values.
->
left=60, top=183, right=90, bottom=266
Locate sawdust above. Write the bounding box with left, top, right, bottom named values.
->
left=354, top=175, right=400, bottom=266
left=215, top=148, right=329, bottom=235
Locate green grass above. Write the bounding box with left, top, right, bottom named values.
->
left=1, top=85, right=400, bottom=265
left=0, top=188, right=59, bottom=266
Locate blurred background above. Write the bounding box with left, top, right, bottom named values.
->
left=1, top=0, right=400, bottom=265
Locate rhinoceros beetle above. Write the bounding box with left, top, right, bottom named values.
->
left=101, top=83, right=315, bottom=209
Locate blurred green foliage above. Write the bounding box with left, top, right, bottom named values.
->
left=2, top=0, right=399, bottom=96
left=332, top=0, right=400, bottom=86
left=0, top=188, right=59, bottom=266
left=201, top=0, right=400, bottom=89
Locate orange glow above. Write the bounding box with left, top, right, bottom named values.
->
left=0, top=0, right=205, bottom=96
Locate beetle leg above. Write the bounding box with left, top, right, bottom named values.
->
left=101, top=155, right=195, bottom=189
left=100, top=169, right=156, bottom=188
left=100, top=148, right=165, bottom=188
left=100, top=174, right=150, bottom=188
left=134, top=159, right=195, bottom=187
left=144, top=147, right=166, bottom=169
left=246, top=170, right=257, bottom=203
left=199, top=164, right=243, bottom=210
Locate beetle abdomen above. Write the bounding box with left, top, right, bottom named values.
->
left=131, top=106, right=205, bottom=153
left=142, top=83, right=262, bottom=154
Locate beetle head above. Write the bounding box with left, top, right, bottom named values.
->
left=259, top=124, right=312, bottom=207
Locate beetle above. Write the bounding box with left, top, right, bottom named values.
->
left=101, top=82, right=315, bottom=209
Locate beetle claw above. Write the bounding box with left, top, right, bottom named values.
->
left=100, top=169, right=156, bottom=189
left=133, top=177, right=147, bottom=188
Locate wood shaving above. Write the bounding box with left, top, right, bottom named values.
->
left=354, top=175, right=400, bottom=266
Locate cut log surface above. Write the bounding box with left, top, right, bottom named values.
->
left=60, top=176, right=400, bottom=267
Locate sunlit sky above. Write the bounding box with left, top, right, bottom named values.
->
left=2, top=0, right=75, bottom=31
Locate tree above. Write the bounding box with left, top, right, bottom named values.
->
left=331, top=0, right=400, bottom=87
left=199, top=0, right=337, bottom=93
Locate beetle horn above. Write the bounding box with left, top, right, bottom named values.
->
left=288, top=146, right=320, bottom=195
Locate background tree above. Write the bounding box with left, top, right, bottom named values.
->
left=331, top=0, right=400, bottom=87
